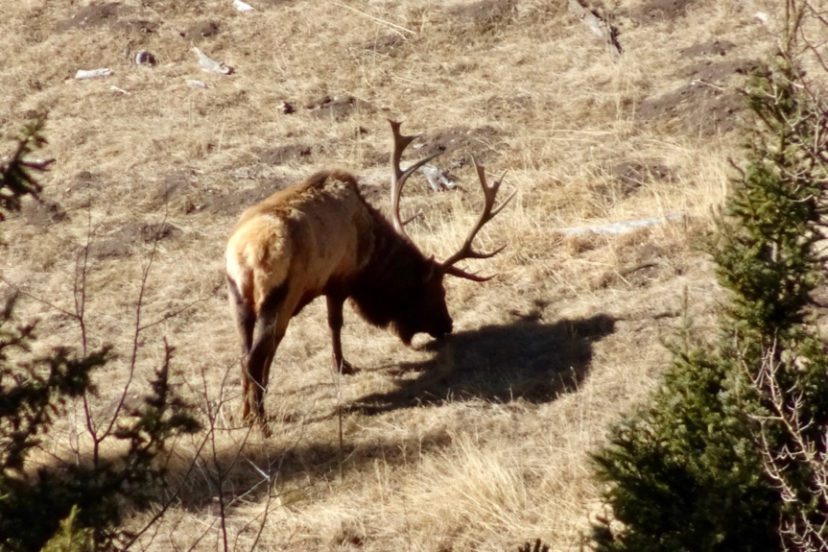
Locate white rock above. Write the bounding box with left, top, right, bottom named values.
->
left=74, top=68, right=113, bottom=80
left=192, top=46, right=233, bottom=75
left=418, top=164, right=456, bottom=191
left=186, top=79, right=209, bottom=89
left=233, top=0, right=255, bottom=12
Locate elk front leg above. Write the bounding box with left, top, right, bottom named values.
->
left=326, top=294, right=356, bottom=375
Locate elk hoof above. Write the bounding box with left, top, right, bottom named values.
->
left=335, top=359, right=358, bottom=375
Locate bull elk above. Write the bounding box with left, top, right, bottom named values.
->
left=225, top=120, right=514, bottom=431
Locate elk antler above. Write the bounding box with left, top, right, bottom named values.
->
left=440, top=157, right=515, bottom=282
left=389, top=119, right=443, bottom=237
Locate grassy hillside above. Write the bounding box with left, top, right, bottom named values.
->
left=0, top=0, right=782, bottom=549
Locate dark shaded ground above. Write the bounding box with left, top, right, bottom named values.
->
left=680, top=39, right=736, bottom=57
left=630, top=0, right=697, bottom=22
left=636, top=82, right=748, bottom=135
left=607, top=159, right=675, bottom=196
left=89, top=220, right=183, bottom=259
left=166, top=427, right=454, bottom=512
left=410, top=125, right=505, bottom=170
left=183, top=20, right=220, bottom=40
left=55, top=2, right=158, bottom=34
left=447, top=0, right=518, bottom=32
left=637, top=54, right=759, bottom=135
left=349, top=313, right=616, bottom=414
left=305, top=95, right=374, bottom=121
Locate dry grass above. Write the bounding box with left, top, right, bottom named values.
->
left=0, top=0, right=787, bottom=549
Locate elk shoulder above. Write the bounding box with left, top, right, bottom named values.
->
left=225, top=170, right=375, bottom=314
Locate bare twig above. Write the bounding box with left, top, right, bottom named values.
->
left=99, top=205, right=169, bottom=450
left=752, top=344, right=828, bottom=551
left=0, top=277, right=75, bottom=318
left=138, top=296, right=211, bottom=332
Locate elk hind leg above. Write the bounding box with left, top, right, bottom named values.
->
left=227, top=275, right=255, bottom=354
left=228, top=275, right=256, bottom=413
left=244, top=284, right=288, bottom=433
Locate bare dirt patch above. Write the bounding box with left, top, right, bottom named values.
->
left=182, top=20, right=220, bottom=40
left=305, top=95, right=374, bottom=121
left=55, top=2, right=158, bottom=34
left=637, top=83, right=744, bottom=134
left=411, top=125, right=505, bottom=169
left=637, top=57, right=759, bottom=135
left=21, top=199, right=69, bottom=228
left=359, top=34, right=407, bottom=56
left=680, top=39, right=737, bottom=57
left=201, top=177, right=290, bottom=216
left=138, top=170, right=202, bottom=214
left=591, top=234, right=682, bottom=290
left=89, top=220, right=183, bottom=260
left=631, top=0, right=697, bottom=22
left=610, top=160, right=675, bottom=195
left=259, top=144, right=314, bottom=166
left=678, top=58, right=760, bottom=82
left=56, top=2, right=123, bottom=31
left=636, top=52, right=759, bottom=135
left=615, top=241, right=673, bottom=288
left=447, top=0, right=518, bottom=31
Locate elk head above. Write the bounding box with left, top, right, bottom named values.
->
left=383, top=119, right=515, bottom=343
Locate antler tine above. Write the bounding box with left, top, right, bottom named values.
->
left=440, top=157, right=515, bottom=281
left=389, top=119, right=442, bottom=236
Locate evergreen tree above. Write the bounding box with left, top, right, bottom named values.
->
left=0, top=113, right=50, bottom=223
left=592, top=5, right=828, bottom=550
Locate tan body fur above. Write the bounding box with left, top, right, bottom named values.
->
left=226, top=171, right=372, bottom=318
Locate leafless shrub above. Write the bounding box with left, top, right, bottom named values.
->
left=753, top=343, right=828, bottom=552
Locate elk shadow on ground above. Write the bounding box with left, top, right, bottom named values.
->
left=348, top=311, right=616, bottom=415
left=150, top=312, right=615, bottom=511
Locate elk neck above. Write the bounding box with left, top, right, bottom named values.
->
left=349, top=201, right=438, bottom=329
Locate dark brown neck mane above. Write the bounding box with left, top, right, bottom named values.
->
left=349, top=202, right=435, bottom=330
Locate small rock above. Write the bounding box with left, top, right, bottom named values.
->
left=134, top=50, right=157, bottom=66
left=184, top=20, right=220, bottom=39
left=278, top=101, right=295, bottom=114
